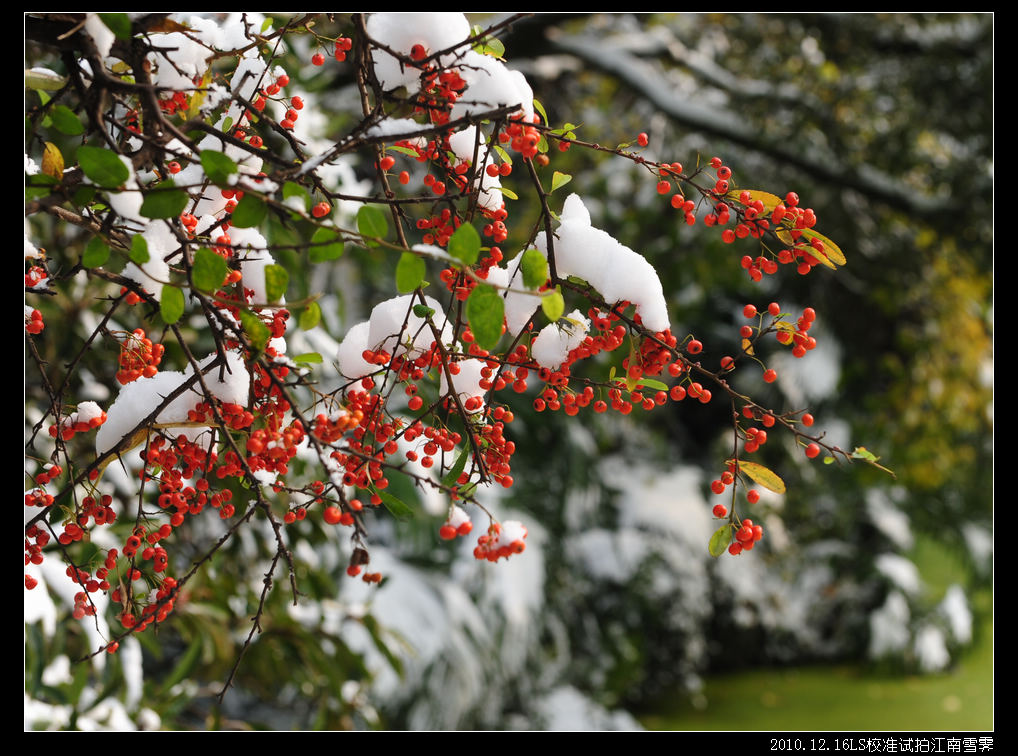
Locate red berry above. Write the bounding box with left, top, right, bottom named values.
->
left=686, top=339, right=702, bottom=354
left=398, top=170, right=410, bottom=185
left=768, top=302, right=781, bottom=316
left=743, top=304, right=757, bottom=318
left=712, top=504, right=728, bottom=518
left=323, top=506, right=342, bottom=525
left=805, top=443, right=821, bottom=459
left=291, top=96, right=304, bottom=110
left=747, top=489, right=760, bottom=504
left=637, top=132, right=648, bottom=147
left=763, top=368, right=777, bottom=383
left=312, top=53, right=325, bottom=66
left=801, top=413, right=815, bottom=427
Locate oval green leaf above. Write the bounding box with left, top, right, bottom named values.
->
left=140, top=180, right=188, bottom=219
left=356, top=205, right=388, bottom=246
left=160, top=286, right=185, bottom=324
left=396, top=251, right=426, bottom=294
left=77, top=145, right=129, bottom=187
left=239, top=309, right=270, bottom=352
left=51, top=105, right=84, bottom=136
left=466, top=283, right=504, bottom=351
left=447, top=223, right=480, bottom=266
left=82, top=236, right=110, bottom=268
left=298, top=301, right=321, bottom=331
left=200, top=150, right=238, bottom=187
left=129, top=235, right=149, bottom=264
left=98, top=12, right=132, bottom=40
left=282, top=181, right=310, bottom=211
left=376, top=488, right=413, bottom=522
left=309, top=227, right=344, bottom=262
left=708, top=524, right=732, bottom=558
left=293, top=352, right=323, bottom=364
left=263, top=264, right=288, bottom=303
left=520, top=248, right=548, bottom=290
left=230, top=192, right=266, bottom=228
left=192, top=247, right=228, bottom=292
left=541, top=289, right=564, bottom=323
left=550, top=171, right=572, bottom=193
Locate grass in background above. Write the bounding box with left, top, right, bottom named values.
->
left=639, top=538, right=993, bottom=731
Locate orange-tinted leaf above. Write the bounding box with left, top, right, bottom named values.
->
left=42, top=142, right=64, bottom=180
left=727, top=189, right=783, bottom=214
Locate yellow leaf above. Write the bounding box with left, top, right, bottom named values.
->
left=730, top=459, right=786, bottom=494
left=801, top=229, right=847, bottom=266
left=727, top=189, right=783, bottom=214
left=741, top=337, right=755, bottom=356
left=42, top=142, right=64, bottom=180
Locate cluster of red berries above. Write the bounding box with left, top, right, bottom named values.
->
left=116, top=328, right=165, bottom=384
left=728, top=518, right=764, bottom=555
left=438, top=505, right=473, bottom=540
left=25, top=265, right=48, bottom=288
left=473, top=521, right=527, bottom=562
left=25, top=307, right=44, bottom=334
left=333, top=37, right=353, bottom=62
left=501, top=118, right=542, bottom=159
left=48, top=402, right=108, bottom=441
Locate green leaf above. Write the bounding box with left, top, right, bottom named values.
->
left=533, top=98, right=548, bottom=126
left=386, top=144, right=422, bottom=158
left=192, top=248, right=228, bottom=292
left=493, top=145, right=512, bottom=165
left=72, top=185, right=96, bottom=206
left=441, top=447, right=471, bottom=489
left=99, top=13, right=132, bottom=40
left=447, top=223, right=480, bottom=266
left=200, top=150, right=238, bottom=187
left=293, top=352, right=323, bottom=363
left=356, top=205, right=388, bottom=246
left=732, top=460, right=787, bottom=494
left=520, top=248, right=548, bottom=289
left=263, top=264, right=288, bottom=302
left=77, top=145, right=129, bottom=187
left=708, top=524, right=732, bottom=558
left=635, top=377, right=669, bottom=392
left=309, top=227, right=344, bottom=262
left=550, top=171, right=572, bottom=193
left=412, top=304, right=435, bottom=318
left=499, top=187, right=519, bottom=200
left=260, top=17, right=273, bottom=33
left=299, top=301, right=321, bottom=331
left=465, top=283, right=504, bottom=351
left=541, top=289, right=564, bottom=323
left=230, top=193, right=266, bottom=227
left=240, top=310, right=270, bottom=352
left=82, top=237, right=110, bottom=268
left=130, top=235, right=149, bottom=264
left=160, top=286, right=185, bottom=325
left=25, top=69, right=66, bottom=91
left=376, top=488, right=413, bottom=522
left=484, top=37, right=505, bottom=58
left=140, top=180, right=188, bottom=219
left=50, top=105, right=84, bottom=136
left=396, top=252, right=426, bottom=294
left=282, top=181, right=310, bottom=211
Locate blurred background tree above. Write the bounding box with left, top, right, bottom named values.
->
left=25, top=12, right=992, bottom=730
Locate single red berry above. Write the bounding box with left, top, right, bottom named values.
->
left=312, top=201, right=330, bottom=218
left=379, top=155, right=396, bottom=171
left=805, top=443, right=821, bottom=459
left=312, top=53, right=325, bottom=66
left=398, top=170, right=410, bottom=185
left=802, top=413, right=815, bottom=427
left=747, top=489, right=760, bottom=504
left=712, top=504, right=728, bottom=518
left=763, top=368, right=777, bottom=383
left=743, top=304, right=757, bottom=318
left=686, top=339, right=703, bottom=354
left=410, top=44, right=427, bottom=61
left=768, top=302, right=781, bottom=316
left=323, top=505, right=342, bottom=525
left=637, top=132, right=649, bottom=147
left=291, top=96, right=304, bottom=110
